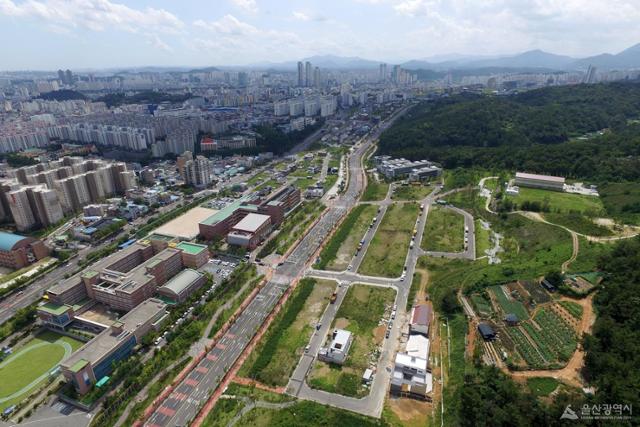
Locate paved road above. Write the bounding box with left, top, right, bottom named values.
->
left=144, top=110, right=382, bottom=427
left=284, top=107, right=441, bottom=418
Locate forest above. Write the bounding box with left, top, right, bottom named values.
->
left=378, top=81, right=640, bottom=182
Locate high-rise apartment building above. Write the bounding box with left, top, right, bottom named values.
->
left=297, top=61, right=304, bottom=87
left=7, top=185, right=64, bottom=231
left=183, top=156, right=212, bottom=188
left=305, top=61, right=313, bottom=87
left=379, top=63, right=388, bottom=82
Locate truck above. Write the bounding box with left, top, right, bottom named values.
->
left=330, top=292, right=338, bottom=304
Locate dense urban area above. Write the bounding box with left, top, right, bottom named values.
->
left=1, top=28, right=640, bottom=427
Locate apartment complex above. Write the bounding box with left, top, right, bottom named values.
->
left=0, top=157, right=136, bottom=231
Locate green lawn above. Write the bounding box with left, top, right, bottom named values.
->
left=0, top=331, right=83, bottom=410
left=526, top=377, right=559, bottom=397
left=599, top=182, right=640, bottom=225
left=320, top=205, right=377, bottom=271
left=308, top=284, right=395, bottom=397
left=391, top=184, right=432, bottom=201
left=361, top=176, right=389, bottom=201
left=247, top=172, right=268, bottom=186
left=239, top=279, right=335, bottom=386
left=422, top=206, right=465, bottom=253
left=508, top=187, right=605, bottom=215
left=360, top=203, right=420, bottom=277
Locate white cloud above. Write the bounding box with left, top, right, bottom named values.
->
left=0, top=0, right=184, bottom=33
left=194, top=15, right=258, bottom=36
left=147, top=34, right=173, bottom=53
left=292, top=11, right=310, bottom=21
left=231, top=0, right=258, bottom=14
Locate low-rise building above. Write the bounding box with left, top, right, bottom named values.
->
left=514, top=172, right=565, bottom=191
left=226, top=213, right=271, bottom=250
left=390, top=334, right=432, bottom=400
left=157, top=269, right=207, bottom=304
left=0, top=231, right=49, bottom=270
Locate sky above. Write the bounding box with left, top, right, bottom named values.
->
left=1, top=0, right=640, bottom=70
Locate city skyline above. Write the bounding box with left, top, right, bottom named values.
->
left=2, top=0, right=640, bottom=70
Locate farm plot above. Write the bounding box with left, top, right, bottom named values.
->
left=558, top=300, right=583, bottom=320
left=504, top=326, right=545, bottom=368
left=470, top=294, right=493, bottom=317
left=531, top=308, right=577, bottom=362
left=489, top=285, right=529, bottom=320
left=520, top=280, right=551, bottom=304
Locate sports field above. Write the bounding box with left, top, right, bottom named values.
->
left=0, top=331, right=84, bottom=410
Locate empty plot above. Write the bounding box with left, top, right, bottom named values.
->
left=422, top=206, right=465, bottom=253
left=360, top=203, right=420, bottom=277
left=321, top=205, right=377, bottom=271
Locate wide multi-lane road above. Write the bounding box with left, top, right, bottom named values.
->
left=144, top=108, right=401, bottom=427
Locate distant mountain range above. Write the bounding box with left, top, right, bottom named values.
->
left=245, top=44, right=640, bottom=72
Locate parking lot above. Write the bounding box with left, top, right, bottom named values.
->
left=199, top=254, right=242, bottom=285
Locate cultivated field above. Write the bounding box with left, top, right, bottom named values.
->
left=0, top=331, right=84, bottom=410
left=308, top=284, right=395, bottom=397
left=360, top=203, right=420, bottom=277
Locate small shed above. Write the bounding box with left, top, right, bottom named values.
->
left=478, top=323, right=496, bottom=340
left=504, top=313, right=519, bottom=326
left=362, top=368, right=373, bottom=383
left=541, top=279, right=556, bottom=292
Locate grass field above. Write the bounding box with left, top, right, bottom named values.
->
left=507, top=187, right=605, bottom=215
left=407, top=271, right=422, bottom=311
left=308, top=284, right=395, bottom=397
left=422, top=206, right=465, bottom=253
left=361, top=175, right=389, bottom=202
left=360, top=203, right=420, bottom=277
left=322, top=204, right=378, bottom=271
left=599, top=182, right=640, bottom=225
left=0, top=331, right=83, bottom=410
left=233, top=399, right=383, bottom=427
left=526, top=377, right=559, bottom=397
left=566, top=238, right=611, bottom=273
left=240, top=279, right=335, bottom=386
left=475, top=220, right=491, bottom=257
left=391, top=184, right=432, bottom=201
left=543, top=213, right=613, bottom=237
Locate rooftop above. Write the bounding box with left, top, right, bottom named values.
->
left=159, top=269, right=204, bottom=297
left=38, top=302, right=71, bottom=316
left=200, top=198, right=248, bottom=226
left=515, top=172, right=565, bottom=183
left=0, top=231, right=32, bottom=252
left=411, top=304, right=431, bottom=327
left=153, top=206, right=218, bottom=239
left=62, top=298, right=166, bottom=369
left=176, top=241, right=208, bottom=255
left=231, top=213, right=271, bottom=233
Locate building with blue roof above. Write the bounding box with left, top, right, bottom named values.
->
left=0, top=231, right=49, bottom=269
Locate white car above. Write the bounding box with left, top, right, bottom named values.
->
left=347, top=264, right=353, bottom=270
